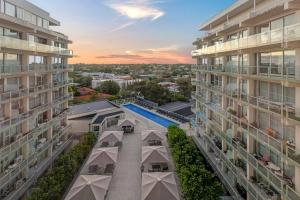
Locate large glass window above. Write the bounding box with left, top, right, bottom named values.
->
left=284, top=50, right=295, bottom=75
left=37, top=17, right=42, bottom=27
left=5, top=2, right=16, bottom=17
left=284, top=14, right=296, bottom=27
left=270, top=51, right=283, bottom=75
left=4, top=28, right=21, bottom=39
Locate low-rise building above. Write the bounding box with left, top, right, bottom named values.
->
left=68, top=101, right=124, bottom=136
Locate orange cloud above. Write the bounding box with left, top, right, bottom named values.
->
left=69, top=44, right=194, bottom=64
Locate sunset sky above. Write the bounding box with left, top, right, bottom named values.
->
left=28, top=0, right=235, bottom=64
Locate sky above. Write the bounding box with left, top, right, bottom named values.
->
left=28, top=0, right=235, bottom=64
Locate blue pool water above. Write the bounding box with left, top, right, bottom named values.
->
left=123, top=103, right=178, bottom=128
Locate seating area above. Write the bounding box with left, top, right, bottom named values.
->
left=118, top=118, right=136, bottom=133
left=141, top=130, right=164, bottom=146
left=139, top=129, right=180, bottom=200
left=64, top=128, right=124, bottom=200
left=81, top=147, right=119, bottom=175
left=97, top=131, right=123, bottom=148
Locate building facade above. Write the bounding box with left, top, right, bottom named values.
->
left=0, top=0, right=73, bottom=199
left=192, top=0, right=300, bottom=199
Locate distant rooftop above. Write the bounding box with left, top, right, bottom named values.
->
left=69, top=100, right=118, bottom=116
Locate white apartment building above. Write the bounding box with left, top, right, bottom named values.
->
left=192, top=0, right=300, bottom=199
left=92, top=77, right=141, bottom=89
left=0, top=0, right=73, bottom=199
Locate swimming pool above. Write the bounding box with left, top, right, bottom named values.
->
left=123, top=103, right=178, bottom=128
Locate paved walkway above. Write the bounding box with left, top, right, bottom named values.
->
left=106, top=122, right=143, bottom=200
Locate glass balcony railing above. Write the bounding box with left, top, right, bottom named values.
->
left=192, top=64, right=300, bottom=82
left=0, top=36, right=73, bottom=56
left=0, top=64, right=73, bottom=76
left=192, top=23, right=300, bottom=56
left=194, top=81, right=300, bottom=123
left=195, top=112, right=300, bottom=200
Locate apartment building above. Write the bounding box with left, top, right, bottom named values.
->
left=192, top=0, right=300, bottom=199
left=0, top=0, right=73, bottom=199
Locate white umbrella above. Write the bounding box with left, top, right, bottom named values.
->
left=86, top=147, right=118, bottom=167
left=99, top=131, right=123, bottom=143
left=142, top=130, right=164, bottom=142
left=142, top=146, right=169, bottom=164
left=65, top=175, right=111, bottom=200
left=118, top=118, right=136, bottom=127
left=142, top=172, right=180, bottom=200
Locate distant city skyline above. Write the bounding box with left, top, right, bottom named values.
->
left=28, top=0, right=235, bottom=64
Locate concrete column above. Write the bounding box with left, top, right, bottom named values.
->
left=296, top=162, right=300, bottom=194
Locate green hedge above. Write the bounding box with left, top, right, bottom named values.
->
left=26, top=133, right=97, bottom=200
left=167, top=126, right=223, bottom=200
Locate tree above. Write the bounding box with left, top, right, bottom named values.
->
left=167, top=126, right=224, bottom=199
left=176, top=77, right=192, bottom=99
left=75, top=76, right=92, bottom=87
left=97, top=80, right=120, bottom=95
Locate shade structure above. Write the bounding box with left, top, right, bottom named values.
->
left=142, top=130, right=164, bottom=142
left=142, top=146, right=169, bottom=164
left=142, top=172, right=180, bottom=200
left=86, top=147, right=118, bottom=167
left=98, top=131, right=123, bottom=144
left=118, top=118, right=136, bottom=127
left=65, top=175, right=112, bottom=200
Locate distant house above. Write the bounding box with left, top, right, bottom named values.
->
left=158, top=82, right=179, bottom=93
left=77, top=87, right=96, bottom=96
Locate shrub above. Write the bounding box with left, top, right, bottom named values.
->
left=26, top=133, right=97, bottom=200
left=167, top=126, right=223, bottom=200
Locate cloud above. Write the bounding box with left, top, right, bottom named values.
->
left=95, top=45, right=194, bottom=64
left=106, top=0, right=165, bottom=31
left=109, top=4, right=164, bottom=21
left=110, top=21, right=136, bottom=32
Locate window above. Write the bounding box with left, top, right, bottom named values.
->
left=43, top=19, right=49, bottom=29
left=284, top=14, right=296, bottom=27
left=5, top=2, right=16, bottom=17
left=37, top=17, right=42, bottom=27
left=16, top=7, right=23, bottom=19
left=4, top=28, right=21, bottom=39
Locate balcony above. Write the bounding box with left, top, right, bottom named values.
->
left=2, top=137, right=72, bottom=200
left=195, top=81, right=300, bottom=123
left=195, top=100, right=300, bottom=199
left=192, top=64, right=300, bottom=83
left=192, top=23, right=300, bottom=57
left=0, top=35, right=73, bottom=56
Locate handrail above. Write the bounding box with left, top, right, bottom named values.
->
left=0, top=36, right=73, bottom=56
left=192, top=23, right=300, bottom=56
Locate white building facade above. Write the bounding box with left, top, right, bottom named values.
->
left=192, top=0, right=300, bottom=199
left=0, top=0, right=73, bottom=199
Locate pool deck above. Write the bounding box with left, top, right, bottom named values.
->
left=106, top=109, right=182, bottom=200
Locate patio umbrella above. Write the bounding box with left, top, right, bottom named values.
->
left=142, top=130, right=164, bottom=142
left=65, top=175, right=111, bottom=200
left=118, top=118, right=136, bottom=127
left=86, top=147, right=118, bottom=167
left=98, top=131, right=123, bottom=143
left=142, top=146, right=169, bottom=164
left=142, top=172, right=180, bottom=200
